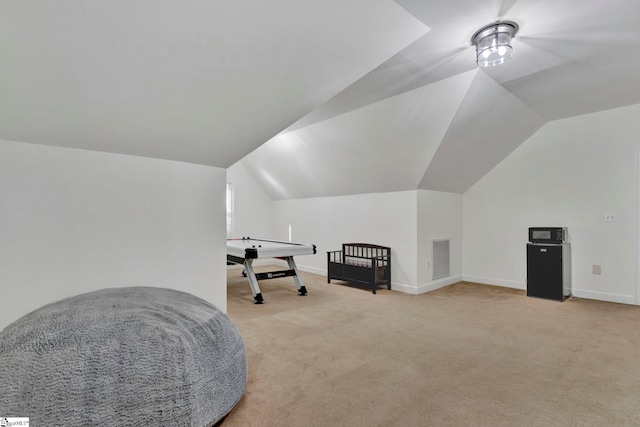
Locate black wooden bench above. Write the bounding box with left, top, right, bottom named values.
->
left=327, top=243, right=391, bottom=294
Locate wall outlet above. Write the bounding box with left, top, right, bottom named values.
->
left=604, top=212, right=616, bottom=222
left=592, top=264, right=602, bottom=275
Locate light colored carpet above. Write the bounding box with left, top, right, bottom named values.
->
left=224, top=267, right=640, bottom=427
left=0, top=286, right=247, bottom=427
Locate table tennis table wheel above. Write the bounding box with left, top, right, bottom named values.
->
left=254, top=293, right=264, bottom=304
left=298, top=286, right=307, bottom=296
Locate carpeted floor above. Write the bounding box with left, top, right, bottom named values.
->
left=223, top=266, right=640, bottom=427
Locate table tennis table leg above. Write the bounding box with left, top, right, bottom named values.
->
left=243, top=259, right=264, bottom=304
left=285, top=256, right=307, bottom=296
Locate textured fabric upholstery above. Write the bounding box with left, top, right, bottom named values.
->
left=0, top=287, right=247, bottom=427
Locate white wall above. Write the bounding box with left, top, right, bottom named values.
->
left=0, top=139, right=228, bottom=331
left=463, top=104, right=640, bottom=304
left=272, top=191, right=418, bottom=290
left=417, top=190, right=463, bottom=293
left=226, top=161, right=274, bottom=239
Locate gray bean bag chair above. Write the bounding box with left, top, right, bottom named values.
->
left=0, top=286, right=247, bottom=427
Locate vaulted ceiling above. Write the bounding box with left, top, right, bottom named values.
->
left=2, top=1, right=640, bottom=199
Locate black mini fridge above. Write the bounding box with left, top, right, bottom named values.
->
left=527, top=227, right=571, bottom=301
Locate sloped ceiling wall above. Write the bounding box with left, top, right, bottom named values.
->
left=418, top=71, right=545, bottom=193
left=240, top=0, right=640, bottom=198
left=2, top=1, right=640, bottom=197
left=241, top=71, right=476, bottom=199
left=0, top=0, right=427, bottom=167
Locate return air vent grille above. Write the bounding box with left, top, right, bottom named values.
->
left=433, top=239, right=450, bottom=280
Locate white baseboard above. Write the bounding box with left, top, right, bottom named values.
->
left=462, top=275, right=525, bottom=290
left=391, top=275, right=463, bottom=295
left=274, top=261, right=463, bottom=296
left=294, top=264, right=326, bottom=276
left=281, top=261, right=419, bottom=295
left=417, top=275, right=463, bottom=294
left=267, top=259, right=326, bottom=277
left=463, top=275, right=637, bottom=306
left=571, top=289, right=636, bottom=305
left=390, top=282, right=418, bottom=294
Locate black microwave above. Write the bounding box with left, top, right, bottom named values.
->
left=528, top=227, right=567, bottom=244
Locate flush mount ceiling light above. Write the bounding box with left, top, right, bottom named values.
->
left=472, top=21, right=519, bottom=67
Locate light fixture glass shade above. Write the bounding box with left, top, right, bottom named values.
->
left=472, top=21, right=518, bottom=67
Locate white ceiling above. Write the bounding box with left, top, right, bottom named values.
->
left=2, top=1, right=640, bottom=198
left=0, top=0, right=425, bottom=167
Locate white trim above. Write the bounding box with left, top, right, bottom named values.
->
left=391, top=282, right=420, bottom=295
left=462, top=275, right=636, bottom=305
left=298, top=265, right=327, bottom=276
left=280, top=260, right=417, bottom=294
left=571, top=288, right=636, bottom=305
left=387, top=276, right=463, bottom=295
left=417, top=275, right=462, bottom=294
left=270, top=259, right=326, bottom=276
left=462, top=275, right=525, bottom=290
left=273, top=260, right=462, bottom=295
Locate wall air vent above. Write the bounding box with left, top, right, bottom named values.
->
left=433, top=239, right=450, bottom=280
